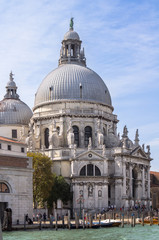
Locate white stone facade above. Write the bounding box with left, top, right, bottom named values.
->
left=28, top=21, right=152, bottom=213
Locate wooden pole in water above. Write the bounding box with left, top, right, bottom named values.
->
left=127, top=211, right=130, bottom=225
left=89, top=214, right=92, bottom=228
left=0, top=217, right=3, bottom=240
left=158, top=212, right=159, bottom=226
left=99, top=214, right=101, bottom=227
left=50, top=214, right=53, bottom=229
left=133, top=213, right=136, bottom=227
left=68, top=210, right=71, bottom=230
left=39, top=220, right=42, bottom=230
left=82, top=209, right=85, bottom=229
left=131, top=213, right=134, bottom=227
left=55, top=209, right=57, bottom=230
left=62, top=215, right=65, bottom=229
left=86, top=213, right=88, bottom=228
left=141, top=212, right=144, bottom=226
left=75, top=212, right=79, bottom=229
left=150, top=211, right=153, bottom=226
left=24, top=214, right=26, bottom=230
left=121, top=213, right=124, bottom=228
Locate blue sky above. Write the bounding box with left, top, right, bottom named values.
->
left=0, top=0, right=158, bottom=170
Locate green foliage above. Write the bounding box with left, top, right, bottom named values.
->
left=27, top=152, right=54, bottom=208
left=47, top=175, right=72, bottom=208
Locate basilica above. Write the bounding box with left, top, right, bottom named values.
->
left=0, top=20, right=152, bottom=217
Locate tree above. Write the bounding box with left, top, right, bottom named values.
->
left=27, top=152, right=54, bottom=208
left=47, top=175, right=72, bottom=209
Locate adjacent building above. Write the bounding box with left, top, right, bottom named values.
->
left=150, top=171, right=159, bottom=209
left=0, top=74, right=33, bottom=224
left=0, top=136, right=33, bottom=224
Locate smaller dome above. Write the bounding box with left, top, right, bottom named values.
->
left=64, top=30, right=80, bottom=41
left=0, top=99, right=32, bottom=125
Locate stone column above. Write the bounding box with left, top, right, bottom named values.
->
left=103, top=182, right=108, bottom=209
left=83, top=183, right=87, bottom=209
left=129, top=163, right=132, bottom=198
left=142, top=166, right=145, bottom=198
left=115, top=179, right=122, bottom=209
left=94, top=184, right=98, bottom=209
left=122, top=159, right=126, bottom=196
left=68, top=44, right=71, bottom=56
left=103, top=159, right=108, bottom=176
left=70, top=160, right=74, bottom=176
left=80, top=122, right=84, bottom=147
left=147, top=166, right=150, bottom=199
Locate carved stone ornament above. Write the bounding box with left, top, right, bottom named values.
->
left=126, top=179, right=129, bottom=195
left=88, top=184, right=93, bottom=197
left=52, top=134, right=59, bottom=147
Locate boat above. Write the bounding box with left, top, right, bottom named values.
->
left=100, top=219, right=121, bottom=227
left=139, top=216, right=159, bottom=225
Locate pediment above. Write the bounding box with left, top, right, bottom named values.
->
left=75, top=150, right=105, bottom=161
left=130, top=147, right=148, bottom=159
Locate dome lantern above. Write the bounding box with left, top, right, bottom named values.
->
left=4, top=71, right=19, bottom=100
left=59, top=18, right=86, bottom=67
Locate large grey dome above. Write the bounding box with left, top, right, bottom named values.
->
left=0, top=98, right=33, bottom=125
left=34, top=64, right=112, bottom=108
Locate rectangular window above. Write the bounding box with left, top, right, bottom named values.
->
left=12, top=129, right=17, bottom=138
left=21, top=147, right=24, bottom=153
left=8, top=145, right=11, bottom=151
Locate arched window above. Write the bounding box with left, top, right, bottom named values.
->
left=95, top=166, right=101, bottom=176
left=73, top=126, right=79, bottom=147
left=44, top=128, right=49, bottom=149
left=0, top=183, right=9, bottom=193
left=87, top=164, right=93, bottom=176
left=84, top=126, right=92, bottom=147
left=80, top=164, right=101, bottom=177
left=80, top=166, right=86, bottom=176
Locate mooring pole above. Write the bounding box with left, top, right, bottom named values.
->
left=121, top=213, right=124, bottom=228
left=82, top=209, right=85, bottom=229
left=142, top=212, right=144, bottom=226
left=0, top=217, right=3, bottom=240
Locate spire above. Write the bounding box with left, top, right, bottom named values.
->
left=70, top=17, right=74, bottom=30
left=134, top=129, right=139, bottom=146
left=4, top=72, right=19, bottom=100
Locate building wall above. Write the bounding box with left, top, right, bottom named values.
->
left=0, top=139, right=33, bottom=224
left=0, top=125, right=29, bottom=143
left=150, top=171, right=159, bottom=209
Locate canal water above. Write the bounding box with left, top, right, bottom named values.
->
left=2, top=225, right=159, bottom=240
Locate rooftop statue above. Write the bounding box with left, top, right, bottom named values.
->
left=70, top=17, right=74, bottom=30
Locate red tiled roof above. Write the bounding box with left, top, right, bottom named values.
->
left=0, top=136, right=26, bottom=145
left=150, top=171, right=159, bottom=176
